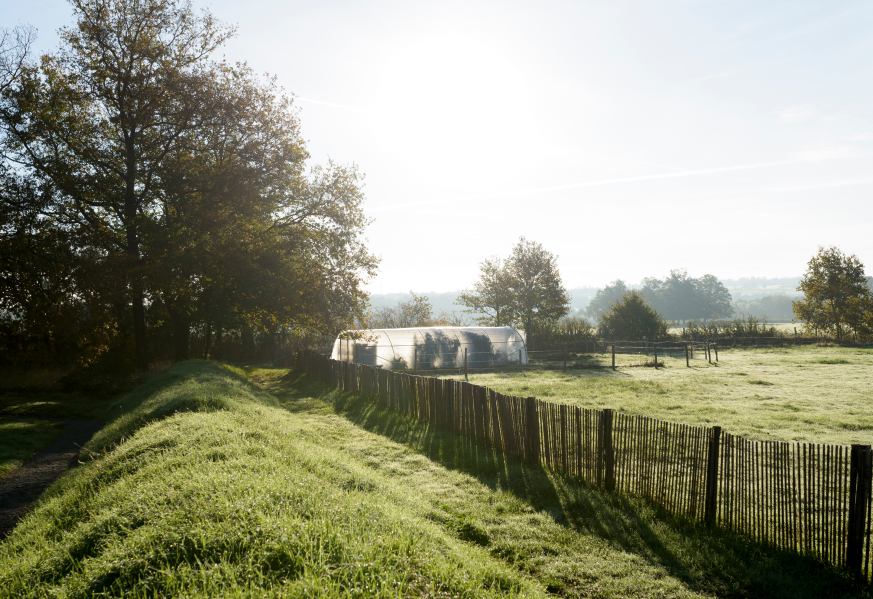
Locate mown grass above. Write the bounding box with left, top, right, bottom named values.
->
left=2, top=360, right=869, bottom=597
left=0, top=419, right=64, bottom=477
left=445, top=345, right=873, bottom=445
left=0, top=362, right=541, bottom=598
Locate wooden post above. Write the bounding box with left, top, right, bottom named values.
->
left=705, top=426, right=722, bottom=527
left=603, top=409, right=615, bottom=492
left=611, top=343, right=616, bottom=370
left=707, top=343, right=711, bottom=364
left=714, top=344, right=718, bottom=362
left=685, top=343, right=690, bottom=367
left=847, top=444, right=872, bottom=579
left=464, top=348, right=468, bottom=381
left=654, top=345, right=658, bottom=369
left=526, top=397, right=540, bottom=464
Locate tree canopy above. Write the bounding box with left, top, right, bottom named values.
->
left=639, top=270, right=733, bottom=322
left=0, top=1, right=377, bottom=368
left=793, top=246, right=873, bottom=340
left=585, top=280, right=629, bottom=320
left=598, top=291, right=669, bottom=340
left=456, top=237, right=569, bottom=345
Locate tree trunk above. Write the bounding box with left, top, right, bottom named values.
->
left=214, top=323, right=223, bottom=359
left=242, top=325, right=255, bottom=358
left=203, top=319, right=212, bottom=359
left=131, top=283, right=149, bottom=369
left=172, top=313, right=190, bottom=362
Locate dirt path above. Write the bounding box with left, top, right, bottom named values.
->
left=0, top=417, right=102, bottom=539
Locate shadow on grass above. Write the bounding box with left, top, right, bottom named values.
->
left=263, top=369, right=871, bottom=599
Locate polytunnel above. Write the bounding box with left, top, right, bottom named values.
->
left=330, top=326, right=528, bottom=370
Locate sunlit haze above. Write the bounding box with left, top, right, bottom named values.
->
left=7, top=0, right=873, bottom=293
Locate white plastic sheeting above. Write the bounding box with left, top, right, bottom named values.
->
left=330, top=326, right=527, bottom=370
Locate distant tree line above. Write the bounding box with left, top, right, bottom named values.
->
left=365, top=292, right=466, bottom=329
left=586, top=270, right=732, bottom=324
left=0, top=2, right=376, bottom=370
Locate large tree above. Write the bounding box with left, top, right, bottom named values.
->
left=456, top=256, right=515, bottom=326
left=504, top=237, right=570, bottom=345
left=793, top=246, right=873, bottom=340
left=0, top=0, right=376, bottom=367
left=456, top=238, right=570, bottom=345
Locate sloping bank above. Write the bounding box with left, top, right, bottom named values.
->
left=0, top=361, right=541, bottom=598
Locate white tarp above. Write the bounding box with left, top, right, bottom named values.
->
left=330, top=326, right=528, bottom=369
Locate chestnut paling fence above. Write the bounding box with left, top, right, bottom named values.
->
left=296, top=349, right=873, bottom=581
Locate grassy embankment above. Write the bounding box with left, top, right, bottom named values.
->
left=0, top=360, right=868, bottom=597
left=0, top=419, right=65, bottom=477
left=448, top=345, right=873, bottom=446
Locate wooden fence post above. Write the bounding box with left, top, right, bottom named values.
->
left=654, top=346, right=658, bottom=369
left=847, top=444, right=873, bottom=579
left=611, top=343, right=616, bottom=370
left=685, top=343, right=690, bottom=367
left=603, top=409, right=615, bottom=492
left=714, top=344, right=718, bottom=363
left=464, top=348, right=468, bottom=381
left=526, top=397, right=540, bottom=464
left=705, top=426, right=721, bottom=527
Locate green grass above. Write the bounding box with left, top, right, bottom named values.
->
left=0, top=419, right=65, bottom=477
left=1, top=360, right=868, bottom=597
left=0, top=362, right=540, bottom=598
left=443, top=345, right=873, bottom=445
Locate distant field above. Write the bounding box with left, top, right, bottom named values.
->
left=440, top=345, right=873, bottom=446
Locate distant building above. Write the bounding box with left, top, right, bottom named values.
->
left=331, top=326, right=528, bottom=370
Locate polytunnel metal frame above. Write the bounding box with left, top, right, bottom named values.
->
left=330, top=326, right=528, bottom=370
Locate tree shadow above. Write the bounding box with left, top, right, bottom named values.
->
left=264, top=370, right=870, bottom=599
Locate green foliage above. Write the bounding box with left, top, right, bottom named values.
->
left=793, top=246, right=873, bottom=340
left=585, top=279, right=629, bottom=320
left=457, top=238, right=570, bottom=344
left=640, top=270, right=733, bottom=322
left=683, top=314, right=780, bottom=339
left=0, top=0, right=376, bottom=369
left=366, top=292, right=434, bottom=328
left=456, top=256, right=515, bottom=326
left=530, top=315, right=596, bottom=349
left=599, top=291, right=669, bottom=340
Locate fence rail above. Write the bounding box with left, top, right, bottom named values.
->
left=296, top=349, right=873, bottom=581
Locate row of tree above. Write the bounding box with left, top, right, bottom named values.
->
left=0, top=2, right=376, bottom=369
left=594, top=247, right=873, bottom=342
left=586, top=270, right=733, bottom=323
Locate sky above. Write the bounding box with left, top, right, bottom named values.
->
left=5, top=0, right=873, bottom=294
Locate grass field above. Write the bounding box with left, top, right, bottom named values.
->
left=0, top=419, right=64, bottom=477
left=441, top=345, right=873, bottom=447
left=2, top=361, right=868, bottom=597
